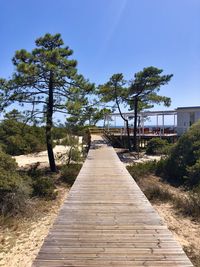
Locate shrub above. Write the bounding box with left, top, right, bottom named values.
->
left=127, top=161, right=157, bottom=182
left=146, top=138, right=172, bottom=155
left=185, top=159, right=200, bottom=186
left=143, top=185, right=173, bottom=202
left=61, top=164, right=82, bottom=186
left=0, top=150, right=31, bottom=215
left=174, top=186, right=200, bottom=220
left=32, top=176, right=57, bottom=199
left=26, top=164, right=57, bottom=200
left=0, top=119, right=46, bottom=155
left=0, top=149, right=18, bottom=170
left=156, top=121, right=200, bottom=185
left=52, top=127, right=68, bottom=140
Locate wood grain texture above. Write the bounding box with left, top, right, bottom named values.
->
left=32, top=135, right=193, bottom=267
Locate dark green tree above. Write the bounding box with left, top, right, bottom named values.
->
left=128, top=67, right=173, bottom=150
left=4, top=109, right=25, bottom=122
left=99, top=68, right=172, bottom=152
left=99, top=74, right=132, bottom=151
left=0, top=33, right=94, bottom=172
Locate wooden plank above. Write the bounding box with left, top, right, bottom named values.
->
left=32, top=135, right=193, bottom=267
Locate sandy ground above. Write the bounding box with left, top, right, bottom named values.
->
left=13, top=136, right=83, bottom=167
left=13, top=145, right=70, bottom=167
left=153, top=202, right=200, bottom=266
left=0, top=187, right=68, bottom=267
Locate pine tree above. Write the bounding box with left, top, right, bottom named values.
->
left=0, top=33, right=94, bottom=171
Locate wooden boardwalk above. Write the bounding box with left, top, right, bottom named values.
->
left=32, top=135, right=193, bottom=267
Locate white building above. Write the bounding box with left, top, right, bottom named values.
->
left=176, top=106, right=200, bottom=135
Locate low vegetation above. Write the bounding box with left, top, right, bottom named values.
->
left=0, top=128, right=86, bottom=217
left=0, top=118, right=46, bottom=155
left=144, top=185, right=172, bottom=202
left=146, top=137, right=173, bottom=155
left=156, top=121, right=200, bottom=186
left=127, top=161, right=157, bottom=182
left=0, top=149, right=31, bottom=216
left=61, top=164, right=82, bottom=186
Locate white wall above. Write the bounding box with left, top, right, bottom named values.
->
left=177, top=110, right=200, bottom=135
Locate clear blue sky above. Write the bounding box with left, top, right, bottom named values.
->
left=0, top=0, right=200, bottom=124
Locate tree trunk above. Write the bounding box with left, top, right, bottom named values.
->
left=115, top=96, right=132, bottom=151
left=133, top=96, right=138, bottom=151
left=125, top=119, right=132, bottom=152
left=67, top=147, right=72, bottom=165
left=46, top=72, right=57, bottom=172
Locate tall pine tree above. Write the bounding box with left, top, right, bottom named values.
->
left=0, top=33, right=94, bottom=171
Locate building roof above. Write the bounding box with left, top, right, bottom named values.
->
left=176, top=106, right=200, bottom=111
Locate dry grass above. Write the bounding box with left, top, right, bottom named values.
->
left=0, top=186, right=68, bottom=267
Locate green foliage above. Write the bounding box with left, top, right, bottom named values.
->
left=52, top=126, right=68, bottom=140
left=129, top=67, right=172, bottom=110
left=56, top=134, right=82, bottom=165
left=0, top=118, right=46, bottom=155
left=156, top=121, right=200, bottom=186
left=174, top=186, right=200, bottom=220
left=185, top=160, right=200, bottom=186
left=126, top=161, right=157, bottom=182
left=99, top=68, right=173, bottom=151
left=26, top=164, right=57, bottom=199
left=60, top=135, right=79, bottom=146
left=61, top=164, right=82, bottom=186
left=67, top=147, right=82, bottom=164
left=32, top=176, right=57, bottom=199
left=0, top=148, right=18, bottom=170
left=146, top=138, right=172, bottom=155
left=0, top=150, right=31, bottom=215
left=0, top=33, right=94, bottom=171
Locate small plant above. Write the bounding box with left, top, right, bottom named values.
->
left=185, top=159, right=200, bottom=186
left=56, top=134, right=82, bottom=165
left=61, top=164, right=82, bottom=186
left=127, top=161, right=157, bottom=182
left=0, top=150, right=31, bottom=215
left=27, top=164, right=57, bottom=200
left=174, top=186, right=200, bottom=220
left=146, top=138, right=172, bottom=155
left=32, top=176, right=57, bottom=200
left=143, top=185, right=173, bottom=202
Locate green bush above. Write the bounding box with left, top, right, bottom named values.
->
left=26, top=164, right=57, bottom=199
left=32, top=176, right=57, bottom=199
left=0, top=150, right=31, bottom=215
left=127, top=161, right=157, bottom=182
left=156, top=121, right=200, bottom=186
left=61, top=164, right=82, bottom=186
left=185, top=159, right=200, bottom=186
left=52, top=127, right=68, bottom=140
left=174, top=186, right=200, bottom=220
left=0, top=119, right=46, bottom=155
left=0, top=149, right=18, bottom=170
left=146, top=138, right=172, bottom=155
